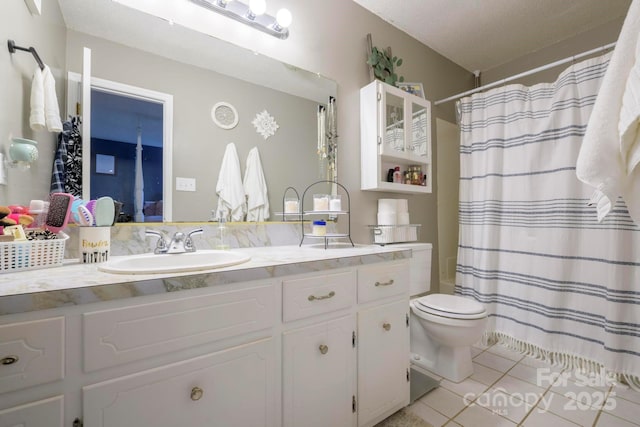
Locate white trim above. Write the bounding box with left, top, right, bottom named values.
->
left=67, top=72, right=174, bottom=221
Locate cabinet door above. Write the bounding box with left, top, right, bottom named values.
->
left=0, top=396, right=63, bottom=427
left=83, top=338, right=274, bottom=427
left=283, top=315, right=356, bottom=427
left=357, top=299, right=409, bottom=427
left=379, top=87, right=407, bottom=157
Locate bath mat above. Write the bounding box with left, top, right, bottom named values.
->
left=374, top=408, right=433, bottom=427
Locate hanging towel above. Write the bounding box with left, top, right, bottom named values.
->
left=50, top=118, right=83, bottom=197
left=576, top=0, right=640, bottom=225
left=43, top=66, right=62, bottom=132
left=243, top=147, right=270, bottom=222
left=29, top=66, right=45, bottom=131
left=216, top=142, right=246, bottom=221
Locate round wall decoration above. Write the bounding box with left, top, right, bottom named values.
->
left=211, top=102, right=239, bottom=129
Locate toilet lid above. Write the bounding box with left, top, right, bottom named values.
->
left=415, top=294, right=486, bottom=319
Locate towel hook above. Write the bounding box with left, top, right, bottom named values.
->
left=7, top=39, right=45, bottom=70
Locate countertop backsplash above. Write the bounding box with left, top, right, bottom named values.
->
left=64, top=221, right=316, bottom=259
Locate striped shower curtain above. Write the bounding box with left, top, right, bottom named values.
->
left=456, top=52, right=640, bottom=386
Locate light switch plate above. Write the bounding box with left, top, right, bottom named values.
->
left=176, top=177, right=196, bottom=192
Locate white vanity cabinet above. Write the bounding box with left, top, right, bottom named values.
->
left=282, top=269, right=357, bottom=427
left=0, top=396, right=64, bottom=427
left=357, top=261, right=411, bottom=427
left=360, top=79, right=432, bottom=194
left=0, top=251, right=412, bottom=427
left=83, top=338, right=275, bottom=427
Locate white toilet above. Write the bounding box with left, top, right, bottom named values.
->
left=396, top=243, right=488, bottom=383
left=410, top=294, right=487, bottom=383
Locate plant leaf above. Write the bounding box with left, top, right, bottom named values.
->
left=396, top=58, right=403, bottom=67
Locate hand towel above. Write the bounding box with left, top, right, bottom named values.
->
left=216, top=142, right=246, bottom=221
left=43, top=66, right=63, bottom=132
left=29, top=66, right=45, bottom=131
left=619, top=19, right=640, bottom=177
left=576, top=0, right=640, bottom=224
left=243, top=147, right=270, bottom=222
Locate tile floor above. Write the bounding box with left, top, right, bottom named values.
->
left=406, top=342, right=640, bottom=427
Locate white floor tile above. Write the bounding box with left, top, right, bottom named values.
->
left=419, top=386, right=468, bottom=418
left=486, top=344, right=525, bottom=362
left=521, top=407, right=580, bottom=426
left=473, top=351, right=518, bottom=373
left=520, top=355, right=563, bottom=371
left=471, top=362, right=504, bottom=386
left=407, top=401, right=450, bottom=427
left=612, top=383, right=640, bottom=405
left=603, top=393, right=640, bottom=424
left=471, top=347, right=483, bottom=358
left=452, top=403, right=517, bottom=427
left=595, top=412, right=640, bottom=427
left=539, top=390, right=599, bottom=426
left=493, top=374, right=547, bottom=403
left=473, top=387, right=531, bottom=424
left=508, top=362, right=545, bottom=386
left=440, top=377, right=489, bottom=399
left=551, top=378, right=610, bottom=408
left=473, top=340, right=492, bottom=350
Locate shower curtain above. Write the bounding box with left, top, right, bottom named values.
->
left=456, top=52, right=640, bottom=386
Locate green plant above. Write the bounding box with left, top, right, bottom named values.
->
left=367, top=46, right=404, bottom=86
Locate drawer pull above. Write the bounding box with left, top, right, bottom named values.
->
left=319, top=344, right=329, bottom=355
left=0, top=355, right=19, bottom=365
left=190, top=386, right=204, bottom=401
left=374, top=279, right=394, bottom=287
left=308, top=291, right=335, bottom=301
left=383, top=322, right=391, bottom=331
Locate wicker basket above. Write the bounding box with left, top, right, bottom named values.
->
left=0, top=232, right=68, bottom=273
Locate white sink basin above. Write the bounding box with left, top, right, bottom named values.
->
left=98, top=250, right=251, bottom=274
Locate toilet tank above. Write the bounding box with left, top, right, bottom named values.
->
left=392, top=243, right=432, bottom=296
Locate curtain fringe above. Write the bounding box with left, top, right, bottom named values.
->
left=482, top=331, right=640, bottom=392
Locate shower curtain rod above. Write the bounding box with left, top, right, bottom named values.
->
left=434, top=41, right=616, bottom=105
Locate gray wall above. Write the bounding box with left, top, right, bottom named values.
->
left=66, top=31, right=323, bottom=222
left=1, top=0, right=67, bottom=205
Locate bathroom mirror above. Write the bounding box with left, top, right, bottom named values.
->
left=8, top=0, right=337, bottom=222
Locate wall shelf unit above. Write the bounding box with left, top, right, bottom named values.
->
left=360, top=80, right=432, bottom=194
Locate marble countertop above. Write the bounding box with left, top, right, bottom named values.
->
left=0, top=244, right=411, bottom=315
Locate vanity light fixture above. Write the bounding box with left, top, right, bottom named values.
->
left=190, top=0, right=292, bottom=39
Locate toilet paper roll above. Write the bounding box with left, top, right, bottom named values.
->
left=397, top=212, right=410, bottom=225
left=377, top=199, right=397, bottom=213
left=377, top=212, right=397, bottom=225
left=396, top=199, right=409, bottom=213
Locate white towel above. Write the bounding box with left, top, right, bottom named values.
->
left=576, top=0, right=640, bottom=224
left=29, top=67, right=45, bottom=131
left=243, top=147, right=270, bottom=222
left=216, top=142, right=246, bottom=222
left=43, top=66, right=62, bottom=132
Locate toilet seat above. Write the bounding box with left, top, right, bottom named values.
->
left=414, top=294, right=486, bottom=320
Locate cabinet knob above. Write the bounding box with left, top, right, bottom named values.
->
left=308, top=291, right=335, bottom=301
left=190, top=386, right=204, bottom=401
left=374, top=279, right=394, bottom=287
left=382, top=322, right=391, bottom=331
left=0, top=355, right=18, bottom=365
left=319, top=344, right=329, bottom=355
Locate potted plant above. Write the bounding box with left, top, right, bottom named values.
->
left=367, top=46, right=404, bottom=87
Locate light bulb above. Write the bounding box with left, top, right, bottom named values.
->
left=276, top=8, right=292, bottom=28
left=249, top=0, right=266, bottom=16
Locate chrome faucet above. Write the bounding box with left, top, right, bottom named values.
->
left=145, top=228, right=204, bottom=254
left=145, top=230, right=168, bottom=254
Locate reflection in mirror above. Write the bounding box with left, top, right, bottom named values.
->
left=5, top=0, right=337, bottom=222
